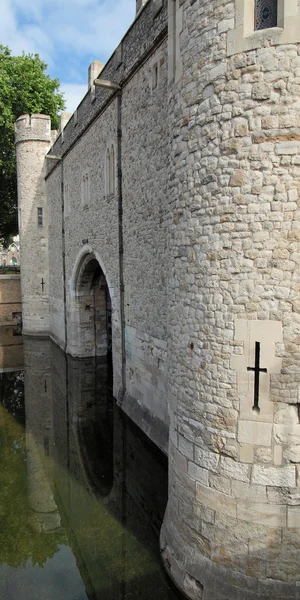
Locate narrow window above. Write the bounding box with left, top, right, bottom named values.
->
left=106, top=149, right=110, bottom=196
left=85, top=173, right=90, bottom=206
left=81, top=175, right=85, bottom=205
left=254, top=0, right=277, bottom=31
left=82, top=172, right=90, bottom=206
left=64, top=183, right=70, bottom=217
left=172, top=0, right=176, bottom=77
left=110, top=145, right=115, bottom=195
left=152, top=63, right=158, bottom=90
left=37, top=207, right=43, bottom=226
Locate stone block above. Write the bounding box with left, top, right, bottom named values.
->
left=178, top=434, right=194, bottom=461
left=196, top=483, right=237, bottom=518
left=229, top=169, right=246, bottom=186
left=231, top=479, right=267, bottom=503
left=274, top=403, right=299, bottom=424
left=274, top=424, right=300, bottom=445
left=194, top=446, right=219, bottom=472
left=276, top=142, right=299, bottom=155
left=274, top=445, right=283, bottom=466
left=237, top=501, right=287, bottom=527
left=240, top=443, right=254, bottom=463
left=238, top=421, right=272, bottom=447
left=252, top=83, right=271, bottom=100
left=252, top=465, right=296, bottom=487
left=287, top=506, right=300, bottom=528
left=188, top=461, right=209, bottom=486
left=255, top=447, right=273, bottom=464
left=208, top=62, right=227, bottom=82
left=220, top=456, right=250, bottom=483
left=267, top=486, right=300, bottom=506
left=209, top=472, right=231, bottom=495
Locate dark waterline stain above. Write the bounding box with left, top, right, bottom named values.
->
left=0, top=335, right=184, bottom=600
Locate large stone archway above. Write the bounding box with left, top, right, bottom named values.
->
left=67, top=252, right=112, bottom=360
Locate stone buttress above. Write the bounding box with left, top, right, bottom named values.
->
left=15, top=114, right=52, bottom=335
left=161, top=0, right=300, bottom=598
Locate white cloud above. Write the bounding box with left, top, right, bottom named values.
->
left=0, top=0, right=136, bottom=75
left=59, top=83, right=87, bottom=114
left=0, top=0, right=137, bottom=117
left=0, top=0, right=54, bottom=63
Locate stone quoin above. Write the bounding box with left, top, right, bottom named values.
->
left=15, top=0, right=300, bottom=598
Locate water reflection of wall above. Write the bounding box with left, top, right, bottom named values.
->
left=20, top=338, right=180, bottom=599
left=51, top=344, right=180, bottom=600
left=0, top=326, right=23, bottom=373
left=23, top=337, right=61, bottom=533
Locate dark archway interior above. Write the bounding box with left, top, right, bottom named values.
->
left=77, top=258, right=112, bottom=362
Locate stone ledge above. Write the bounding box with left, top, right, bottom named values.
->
left=227, top=0, right=300, bottom=57
left=121, top=390, right=169, bottom=454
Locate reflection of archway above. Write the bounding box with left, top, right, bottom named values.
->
left=75, top=356, right=114, bottom=498
left=74, top=255, right=112, bottom=360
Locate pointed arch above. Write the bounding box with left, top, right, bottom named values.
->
left=67, top=246, right=119, bottom=363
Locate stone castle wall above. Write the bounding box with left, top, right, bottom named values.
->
left=44, top=0, right=169, bottom=452
left=15, top=0, right=300, bottom=597
left=162, top=0, right=300, bottom=598
left=47, top=166, right=65, bottom=348
left=122, top=38, right=169, bottom=449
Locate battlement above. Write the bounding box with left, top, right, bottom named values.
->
left=136, top=0, right=149, bottom=16
left=45, top=0, right=167, bottom=177
left=15, top=114, right=51, bottom=144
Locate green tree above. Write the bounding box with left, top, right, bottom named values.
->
left=0, top=45, right=65, bottom=246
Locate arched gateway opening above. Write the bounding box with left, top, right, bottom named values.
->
left=73, top=256, right=112, bottom=360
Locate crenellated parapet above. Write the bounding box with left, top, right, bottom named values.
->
left=15, top=113, right=52, bottom=144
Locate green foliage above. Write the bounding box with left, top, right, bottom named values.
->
left=0, top=44, right=65, bottom=245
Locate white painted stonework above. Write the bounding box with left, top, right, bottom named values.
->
left=232, top=319, right=283, bottom=422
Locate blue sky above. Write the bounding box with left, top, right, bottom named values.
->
left=0, top=0, right=135, bottom=113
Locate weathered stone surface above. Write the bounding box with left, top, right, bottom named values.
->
left=15, top=0, right=300, bottom=597
left=252, top=465, right=296, bottom=487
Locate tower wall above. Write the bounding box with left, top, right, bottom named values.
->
left=24, top=337, right=61, bottom=533
left=15, top=114, right=51, bottom=335
left=162, top=0, right=300, bottom=598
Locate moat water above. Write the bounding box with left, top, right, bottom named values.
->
left=0, top=327, right=183, bottom=600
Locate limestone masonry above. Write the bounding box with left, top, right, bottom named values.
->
left=15, top=0, right=300, bottom=598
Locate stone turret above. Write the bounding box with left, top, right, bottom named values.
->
left=88, top=60, right=104, bottom=90
left=15, top=114, right=51, bottom=335
left=24, top=337, right=60, bottom=533
left=136, top=0, right=148, bottom=16
left=161, top=0, right=300, bottom=598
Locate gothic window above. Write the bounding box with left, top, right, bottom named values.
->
left=106, top=149, right=110, bottom=196
left=152, top=63, right=158, bottom=90
left=37, top=207, right=43, bottom=226
left=106, top=145, right=116, bottom=196
left=110, top=145, right=115, bottom=195
left=81, top=171, right=90, bottom=207
left=64, top=183, right=70, bottom=217
left=254, top=0, right=277, bottom=31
